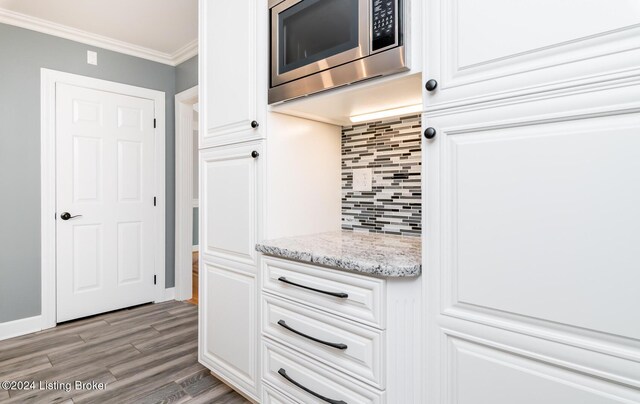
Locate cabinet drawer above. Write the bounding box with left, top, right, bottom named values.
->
left=263, top=294, right=384, bottom=389
left=262, top=383, right=298, bottom=404
left=263, top=340, right=384, bottom=404
left=262, top=257, right=385, bottom=328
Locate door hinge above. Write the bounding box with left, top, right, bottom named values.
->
left=153, top=197, right=157, bottom=206
left=154, top=275, right=157, bottom=285
left=153, top=118, right=156, bottom=128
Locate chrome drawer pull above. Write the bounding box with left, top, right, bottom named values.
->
left=277, top=320, right=348, bottom=350
left=278, top=368, right=347, bottom=404
left=277, top=277, right=348, bottom=299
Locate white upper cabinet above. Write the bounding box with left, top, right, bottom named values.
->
left=200, top=0, right=267, bottom=148
left=423, top=0, right=640, bottom=110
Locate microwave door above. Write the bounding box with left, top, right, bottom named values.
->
left=271, top=0, right=370, bottom=87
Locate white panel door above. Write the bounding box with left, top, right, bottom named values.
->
left=199, top=141, right=263, bottom=271
left=425, top=82, right=640, bottom=403
left=200, top=0, right=264, bottom=148
left=56, top=83, right=157, bottom=322
left=423, top=0, right=640, bottom=110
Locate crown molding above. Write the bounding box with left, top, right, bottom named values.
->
left=172, top=39, right=199, bottom=65
left=0, top=7, right=197, bottom=66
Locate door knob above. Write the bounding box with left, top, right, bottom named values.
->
left=251, top=150, right=260, bottom=158
left=425, top=79, right=438, bottom=92
left=60, top=212, right=82, bottom=221
left=251, top=120, right=259, bottom=128
left=424, top=127, right=437, bottom=139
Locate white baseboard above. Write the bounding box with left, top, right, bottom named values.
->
left=158, top=287, right=176, bottom=302
left=192, top=245, right=199, bottom=252
left=0, top=315, right=43, bottom=341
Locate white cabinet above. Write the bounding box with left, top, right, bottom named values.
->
left=198, top=1, right=342, bottom=397
left=261, top=257, right=423, bottom=403
left=197, top=115, right=341, bottom=402
left=423, top=0, right=640, bottom=111
left=198, top=141, right=262, bottom=400
left=200, top=260, right=258, bottom=395
left=199, top=141, right=263, bottom=270
left=423, top=2, right=640, bottom=401
left=199, top=0, right=267, bottom=148
left=198, top=1, right=273, bottom=399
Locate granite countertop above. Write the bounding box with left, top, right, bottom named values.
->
left=255, top=231, right=421, bottom=277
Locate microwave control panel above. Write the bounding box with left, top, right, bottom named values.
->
left=372, top=0, right=398, bottom=52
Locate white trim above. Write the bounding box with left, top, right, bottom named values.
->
left=193, top=199, right=199, bottom=208
left=40, top=68, right=166, bottom=329
left=158, top=287, right=176, bottom=303
left=0, top=8, right=197, bottom=66
left=41, top=69, right=57, bottom=330
left=175, top=85, right=199, bottom=302
left=172, top=39, right=199, bottom=66
left=0, top=316, right=42, bottom=342
left=193, top=245, right=200, bottom=252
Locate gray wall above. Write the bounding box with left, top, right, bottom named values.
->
left=175, top=55, right=198, bottom=94
left=193, top=208, right=199, bottom=246
left=0, top=23, right=197, bottom=323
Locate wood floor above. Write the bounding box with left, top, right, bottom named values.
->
left=187, top=251, right=199, bottom=305
left=0, top=301, right=249, bottom=404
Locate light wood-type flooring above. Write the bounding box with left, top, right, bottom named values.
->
left=0, top=301, right=249, bottom=403
left=187, top=251, right=199, bottom=305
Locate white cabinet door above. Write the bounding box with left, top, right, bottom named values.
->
left=200, top=260, right=258, bottom=399
left=199, top=0, right=266, bottom=148
left=423, top=0, right=640, bottom=111
left=198, top=140, right=263, bottom=400
left=199, top=141, right=263, bottom=271
left=424, top=82, right=640, bottom=403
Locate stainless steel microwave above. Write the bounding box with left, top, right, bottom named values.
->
left=268, top=0, right=407, bottom=104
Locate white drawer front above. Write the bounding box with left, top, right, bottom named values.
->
left=263, top=294, right=384, bottom=389
left=262, top=383, right=299, bottom=404
left=262, top=257, right=385, bottom=328
left=263, top=340, right=384, bottom=404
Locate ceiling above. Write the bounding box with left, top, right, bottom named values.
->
left=0, top=0, right=198, bottom=65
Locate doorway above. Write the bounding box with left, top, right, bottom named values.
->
left=41, top=69, right=166, bottom=328
left=174, top=86, right=199, bottom=303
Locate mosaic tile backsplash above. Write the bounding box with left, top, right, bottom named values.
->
left=342, top=114, right=422, bottom=236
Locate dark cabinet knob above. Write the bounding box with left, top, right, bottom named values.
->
left=425, top=79, right=438, bottom=92
left=424, top=127, right=437, bottom=139
left=251, top=120, right=259, bottom=129
left=251, top=150, right=260, bottom=158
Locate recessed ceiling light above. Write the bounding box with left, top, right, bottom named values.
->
left=349, top=104, right=423, bottom=123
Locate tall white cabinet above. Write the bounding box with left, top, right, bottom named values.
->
left=423, top=1, right=640, bottom=403
left=199, top=142, right=263, bottom=396
left=200, top=0, right=266, bottom=149
left=198, top=1, right=341, bottom=401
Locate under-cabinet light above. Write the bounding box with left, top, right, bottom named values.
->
left=349, top=104, right=423, bottom=123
